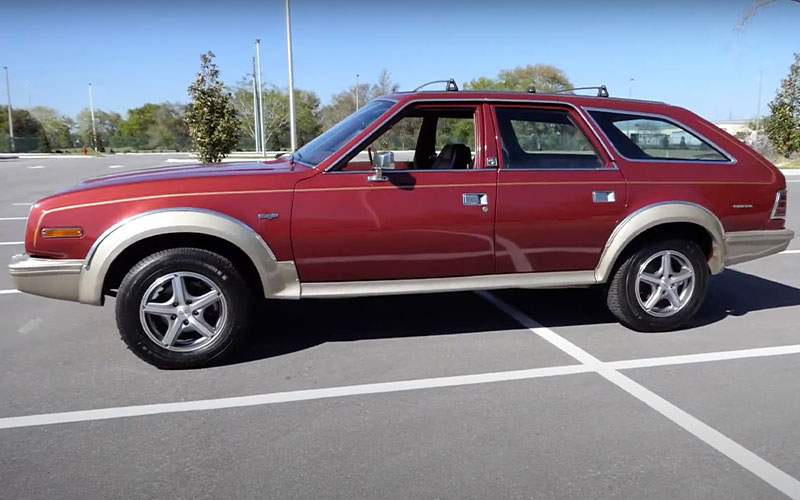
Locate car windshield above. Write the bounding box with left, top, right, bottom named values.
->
left=293, top=99, right=395, bottom=167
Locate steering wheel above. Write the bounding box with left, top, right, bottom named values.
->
left=367, top=146, right=375, bottom=166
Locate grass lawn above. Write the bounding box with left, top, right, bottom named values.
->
left=768, top=155, right=800, bottom=169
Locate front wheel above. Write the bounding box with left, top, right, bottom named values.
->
left=115, top=248, right=253, bottom=369
left=606, top=238, right=709, bottom=332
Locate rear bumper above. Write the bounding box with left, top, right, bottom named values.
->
left=723, top=229, right=794, bottom=267
left=8, top=254, right=84, bottom=302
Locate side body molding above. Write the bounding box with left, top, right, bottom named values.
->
left=595, top=202, right=726, bottom=283
left=78, top=208, right=300, bottom=305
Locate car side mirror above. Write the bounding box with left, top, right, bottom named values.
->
left=367, top=151, right=395, bottom=182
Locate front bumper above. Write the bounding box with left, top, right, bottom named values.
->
left=8, top=254, right=85, bottom=302
left=723, top=229, right=795, bottom=267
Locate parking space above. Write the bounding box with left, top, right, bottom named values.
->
left=1, top=155, right=799, bottom=499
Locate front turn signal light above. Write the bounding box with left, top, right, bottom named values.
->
left=41, top=227, right=84, bottom=239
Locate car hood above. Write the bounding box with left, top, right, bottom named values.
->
left=78, top=159, right=306, bottom=188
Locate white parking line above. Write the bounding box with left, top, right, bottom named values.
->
left=781, top=250, right=800, bottom=254
left=0, top=333, right=795, bottom=434
left=0, top=217, right=27, bottom=221
left=0, top=364, right=592, bottom=430
left=11, top=203, right=33, bottom=206
left=477, top=292, right=800, bottom=500
left=0, top=241, right=23, bottom=246
left=108, top=165, right=125, bottom=169
left=0, top=289, right=21, bottom=295
left=27, top=166, right=45, bottom=170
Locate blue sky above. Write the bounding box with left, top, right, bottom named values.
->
left=1, top=0, right=798, bottom=121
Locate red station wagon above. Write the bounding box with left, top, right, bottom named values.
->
left=8, top=81, right=794, bottom=368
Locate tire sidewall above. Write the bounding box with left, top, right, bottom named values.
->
left=116, top=249, right=250, bottom=369
left=620, top=239, right=709, bottom=332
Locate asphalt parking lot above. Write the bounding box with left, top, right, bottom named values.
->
left=1, top=154, right=799, bottom=499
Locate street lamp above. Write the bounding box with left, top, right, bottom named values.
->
left=3, top=66, right=14, bottom=153
left=285, top=0, right=297, bottom=152
left=628, top=78, right=634, bottom=98
left=88, top=83, right=98, bottom=153
left=255, top=39, right=266, bottom=157
left=355, top=74, right=360, bottom=111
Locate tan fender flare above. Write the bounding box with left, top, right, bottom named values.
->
left=78, top=208, right=299, bottom=304
left=595, top=202, right=725, bottom=283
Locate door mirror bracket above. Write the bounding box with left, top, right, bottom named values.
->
left=367, top=151, right=395, bottom=182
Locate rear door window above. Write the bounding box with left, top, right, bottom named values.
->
left=494, top=107, right=602, bottom=169
left=588, top=110, right=729, bottom=162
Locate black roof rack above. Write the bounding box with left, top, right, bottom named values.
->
left=410, top=80, right=609, bottom=98
left=413, top=78, right=459, bottom=92
left=549, top=85, right=609, bottom=97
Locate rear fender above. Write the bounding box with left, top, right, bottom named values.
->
left=595, top=202, right=725, bottom=282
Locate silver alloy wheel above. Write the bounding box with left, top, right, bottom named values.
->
left=139, top=271, right=228, bottom=352
left=635, top=250, right=695, bottom=318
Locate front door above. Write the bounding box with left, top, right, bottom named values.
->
left=292, top=103, right=497, bottom=282
left=490, top=104, right=627, bottom=273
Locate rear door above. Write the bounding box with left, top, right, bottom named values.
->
left=490, top=104, right=627, bottom=273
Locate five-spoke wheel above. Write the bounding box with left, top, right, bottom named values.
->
left=116, top=248, right=253, bottom=369
left=635, top=250, right=695, bottom=318
left=607, top=238, right=708, bottom=332
left=139, top=272, right=227, bottom=352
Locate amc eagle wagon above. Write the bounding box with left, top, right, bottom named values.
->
left=9, top=80, right=793, bottom=368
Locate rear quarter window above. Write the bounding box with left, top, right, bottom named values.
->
left=588, top=110, right=730, bottom=162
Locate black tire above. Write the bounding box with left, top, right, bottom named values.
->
left=606, top=238, right=709, bottom=332
left=115, top=247, right=253, bottom=369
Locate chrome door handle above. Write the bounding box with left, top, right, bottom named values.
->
left=463, top=193, right=488, bottom=206
left=592, top=191, right=616, bottom=203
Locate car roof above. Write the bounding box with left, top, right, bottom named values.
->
left=383, top=90, right=672, bottom=114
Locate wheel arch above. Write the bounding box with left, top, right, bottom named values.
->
left=77, top=208, right=299, bottom=304
left=595, top=202, right=725, bottom=283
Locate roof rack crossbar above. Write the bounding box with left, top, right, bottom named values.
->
left=549, top=85, right=609, bottom=97
left=413, top=78, right=459, bottom=92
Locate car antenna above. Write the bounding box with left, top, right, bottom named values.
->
left=413, top=78, right=459, bottom=92
left=549, top=85, right=609, bottom=97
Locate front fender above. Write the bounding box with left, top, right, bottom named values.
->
left=78, top=208, right=299, bottom=304
left=595, top=202, right=726, bottom=283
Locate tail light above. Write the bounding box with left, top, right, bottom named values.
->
left=771, top=190, right=787, bottom=220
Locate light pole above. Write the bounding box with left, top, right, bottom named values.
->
left=252, top=57, right=261, bottom=153
left=88, top=83, right=98, bottom=153
left=355, top=74, right=360, bottom=111
left=285, top=0, right=297, bottom=152
left=3, top=66, right=14, bottom=153
left=755, top=70, right=763, bottom=140
left=255, top=39, right=266, bottom=157
left=626, top=78, right=634, bottom=138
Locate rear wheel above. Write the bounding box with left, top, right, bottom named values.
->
left=606, top=238, right=709, bottom=332
left=115, top=248, right=253, bottom=369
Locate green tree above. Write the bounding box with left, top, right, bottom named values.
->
left=764, top=53, right=800, bottom=157
left=0, top=106, right=47, bottom=152
left=117, top=103, right=190, bottom=150
left=119, top=103, right=159, bottom=148
left=76, top=108, right=122, bottom=152
left=320, top=69, right=399, bottom=130
left=185, top=51, right=241, bottom=163
left=29, top=107, right=75, bottom=150
left=465, top=64, right=572, bottom=92
left=230, top=79, right=321, bottom=151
